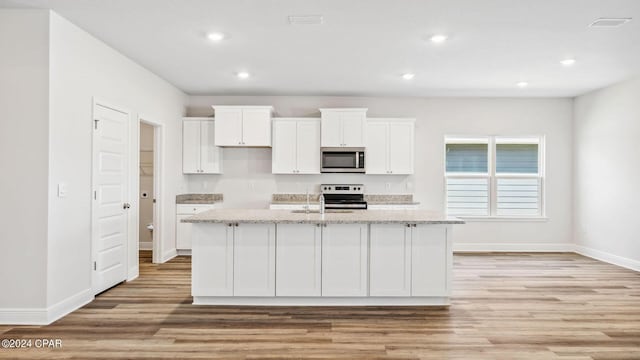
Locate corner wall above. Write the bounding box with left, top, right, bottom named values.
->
left=0, top=9, right=50, bottom=317
left=47, top=12, right=187, bottom=309
left=573, top=76, right=640, bottom=270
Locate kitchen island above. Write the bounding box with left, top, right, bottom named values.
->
left=183, top=209, right=464, bottom=306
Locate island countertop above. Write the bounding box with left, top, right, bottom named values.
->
left=182, top=209, right=464, bottom=225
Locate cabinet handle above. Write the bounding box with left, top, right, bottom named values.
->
left=406, top=223, right=411, bottom=227
left=235, top=223, right=239, bottom=227
left=227, top=223, right=233, bottom=227
left=413, top=224, right=417, bottom=227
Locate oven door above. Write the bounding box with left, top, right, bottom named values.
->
left=321, top=148, right=365, bottom=173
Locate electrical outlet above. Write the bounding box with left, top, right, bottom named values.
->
left=57, top=183, right=68, bottom=198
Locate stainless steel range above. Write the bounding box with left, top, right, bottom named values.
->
left=320, top=184, right=367, bottom=210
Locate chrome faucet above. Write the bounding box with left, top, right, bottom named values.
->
left=319, top=194, right=325, bottom=215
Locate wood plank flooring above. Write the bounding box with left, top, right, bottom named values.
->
left=1, top=252, right=639, bottom=359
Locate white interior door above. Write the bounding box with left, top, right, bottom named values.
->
left=92, top=103, right=130, bottom=295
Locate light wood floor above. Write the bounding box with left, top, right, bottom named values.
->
left=1, top=252, right=639, bottom=359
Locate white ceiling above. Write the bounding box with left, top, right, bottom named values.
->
left=2, top=0, right=640, bottom=97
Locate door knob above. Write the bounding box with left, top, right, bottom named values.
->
left=123, top=203, right=131, bottom=209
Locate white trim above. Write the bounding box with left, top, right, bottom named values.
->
left=453, top=242, right=574, bottom=252
left=574, top=245, right=640, bottom=272
left=161, top=249, right=178, bottom=263
left=139, top=241, right=153, bottom=250
left=193, top=296, right=449, bottom=306
left=127, top=266, right=139, bottom=282
left=0, top=288, right=93, bottom=325
left=176, top=249, right=192, bottom=256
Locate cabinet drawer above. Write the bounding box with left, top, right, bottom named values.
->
left=177, top=204, right=216, bottom=215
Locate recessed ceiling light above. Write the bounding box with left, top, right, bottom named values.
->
left=402, top=73, right=415, bottom=80
left=237, top=71, right=250, bottom=79
left=560, top=58, right=576, bottom=66
left=516, top=81, right=529, bottom=88
left=430, top=34, right=448, bottom=44
left=589, top=18, right=632, bottom=27
left=207, top=32, right=225, bottom=42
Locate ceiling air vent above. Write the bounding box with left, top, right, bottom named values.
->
left=288, top=15, right=323, bottom=25
left=589, top=18, right=632, bottom=27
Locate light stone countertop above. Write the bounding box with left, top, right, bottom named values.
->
left=182, top=209, right=464, bottom=225
left=176, top=193, right=223, bottom=204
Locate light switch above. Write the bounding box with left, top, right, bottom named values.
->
left=57, top=183, right=68, bottom=198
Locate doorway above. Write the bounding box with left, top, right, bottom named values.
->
left=139, top=122, right=154, bottom=263
left=139, top=117, right=163, bottom=264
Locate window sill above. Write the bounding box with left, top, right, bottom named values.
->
left=455, top=216, right=549, bottom=223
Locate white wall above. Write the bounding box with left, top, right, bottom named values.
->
left=187, top=96, right=573, bottom=249
left=0, top=9, right=50, bottom=311
left=573, top=76, right=640, bottom=269
left=47, top=12, right=186, bottom=308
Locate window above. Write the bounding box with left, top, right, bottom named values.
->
left=445, top=136, right=544, bottom=218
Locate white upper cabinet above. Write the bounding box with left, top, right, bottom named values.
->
left=212, top=106, right=273, bottom=147
left=182, top=118, right=222, bottom=174
left=365, top=118, right=415, bottom=175
left=320, top=108, right=367, bottom=147
left=272, top=118, right=320, bottom=174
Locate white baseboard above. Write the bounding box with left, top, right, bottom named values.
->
left=454, top=242, right=574, bottom=252
left=574, top=245, right=640, bottom=272
left=0, top=288, right=93, bottom=325
left=127, top=265, right=139, bottom=282
left=176, top=249, right=192, bottom=256
left=139, top=241, right=153, bottom=250
left=161, top=248, right=177, bottom=263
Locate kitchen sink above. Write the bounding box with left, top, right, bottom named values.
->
left=290, top=209, right=354, bottom=214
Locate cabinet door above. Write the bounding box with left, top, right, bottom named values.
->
left=271, top=120, right=297, bottom=174
left=200, top=121, right=222, bottom=173
left=320, top=111, right=342, bottom=147
left=176, top=214, right=193, bottom=249
left=296, top=120, right=321, bottom=174
left=388, top=121, right=414, bottom=174
left=370, top=224, right=412, bottom=296
left=276, top=224, right=322, bottom=296
left=341, top=112, right=366, bottom=147
left=182, top=120, right=201, bottom=174
left=192, top=223, right=234, bottom=296
left=365, top=122, right=388, bottom=174
left=411, top=225, right=449, bottom=296
left=321, top=224, right=368, bottom=296
left=233, top=223, right=276, bottom=296
left=242, top=108, right=272, bottom=146
left=214, top=108, right=243, bottom=146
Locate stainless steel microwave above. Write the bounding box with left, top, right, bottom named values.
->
left=321, top=147, right=365, bottom=173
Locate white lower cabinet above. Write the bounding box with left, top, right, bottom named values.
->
left=192, top=223, right=234, bottom=296
left=233, top=223, right=276, bottom=296
left=192, top=222, right=450, bottom=302
left=176, top=204, right=217, bottom=250
left=275, top=224, right=322, bottom=296
left=411, top=225, right=450, bottom=296
left=321, top=224, right=368, bottom=297
left=369, top=224, right=412, bottom=296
